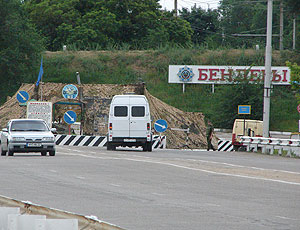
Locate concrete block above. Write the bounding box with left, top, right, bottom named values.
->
left=35, top=219, right=78, bottom=230
left=8, top=214, right=46, bottom=230
left=0, top=207, right=20, bottom=230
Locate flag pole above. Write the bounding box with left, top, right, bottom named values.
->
left=41, top=75, right=43, bottom=101
left=36, top=57, right=44, bottom=101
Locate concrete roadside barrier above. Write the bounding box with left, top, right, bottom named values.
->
left=0, top=207, right=20, bottom=230
left=35, top=219, right=78, bottom=230
left=8, top=214, right=46, bottom=230
left=0, top=195, right=125, bottom=230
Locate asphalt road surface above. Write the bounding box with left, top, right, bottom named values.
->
left=0, top=146, right=300, bottom=230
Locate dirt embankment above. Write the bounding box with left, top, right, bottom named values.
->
left=0, top=83, right=218, bottom=149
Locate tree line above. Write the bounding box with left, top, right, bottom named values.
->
left=0, top=0, right=299, bottom=105
left=22, top=0, right=300, bottom=51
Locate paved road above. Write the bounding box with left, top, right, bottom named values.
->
left=0, top=146, right=300, bottom=230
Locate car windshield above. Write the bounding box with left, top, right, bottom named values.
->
left=10, top=120, right=49, bottom=131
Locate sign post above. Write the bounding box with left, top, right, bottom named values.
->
left=297, top=104, right=300, bottom=132
left=64, top=110, right=77, bottom=135
left=297, top=104, right=300, bottom=113
left=62, top=84, right=78, bottom=99
left=17, top=91, right=29, bottom=104
left=238, top=105, right=251, bottom=136
left=154, top=119, right=168, bottom=145
left=154, top=119, right=168, bottom=133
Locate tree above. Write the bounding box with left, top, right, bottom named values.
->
left=218, top=0, right=266, bottom=48
left=209, top=78, right=264, bottom=129
left=24, top=0, right=193, bottom=50
left=0, top=0, right=44, bottom=105
left=284, top=0, right=300, bottom=14
left=180, top=6, right=219, bottom=45
left=156, top=11, right=193, bottom=47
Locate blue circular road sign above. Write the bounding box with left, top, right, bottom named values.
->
left=62, top=84, right=78, bottom=99
left=64, top=110, right=77, bottom=124
left=16, top=91, right=29, bottom=103
left=154, top=119, right=168, bottom=133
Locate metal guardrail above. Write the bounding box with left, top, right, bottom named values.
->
left=240, top=136, right=300, bottom=157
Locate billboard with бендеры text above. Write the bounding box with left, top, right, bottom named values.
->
left=168, top=65, right=290, bottom=85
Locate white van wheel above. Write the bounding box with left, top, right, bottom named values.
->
left=142, top=145, right=147, bottom=152
left=107, top=143, right=116, bottom=151
left=147, top=142, right=152, bottom=152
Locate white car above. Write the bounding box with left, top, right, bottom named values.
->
left=0, top=119, right=56, bottom=156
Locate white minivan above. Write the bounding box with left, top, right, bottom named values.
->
left=107, top=95, right=152, bottom=151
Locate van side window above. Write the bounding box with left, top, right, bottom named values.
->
left=114, top=106, right=128, bottom=117
left=132, top=106, right=145, bottom=117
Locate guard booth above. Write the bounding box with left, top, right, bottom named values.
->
left=232, top=119, right=263, bottom=151
left=52, top=100, right=84, bottom=135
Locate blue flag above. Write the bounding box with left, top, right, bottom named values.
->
left=36, top=57, right=43, bottom=86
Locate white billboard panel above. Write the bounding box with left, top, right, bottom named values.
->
left=169, top=65, right=290, bottom=85
left=27, top=101, right=53, bottom=128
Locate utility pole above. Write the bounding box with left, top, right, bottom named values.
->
left=293, top=15, right=296, bottom=50
left=279, top=1, right=283, bottom=50
left=263, top=0, right=273, bottom=138
left=174, top=0, right=178, bottom=17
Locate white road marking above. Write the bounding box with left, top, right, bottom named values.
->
left=110, top=184, right=121, bottom=187
left=72, top=149, right=84, bottom=153
left=204, top=203, right=221, bottom=207
left=75, top=176, right=85, bottom=180
left=152, top=193, right=164, bottom=196
left=184, top=159, right=300, bottom=175
left=276, top=216, right=299, bottom=221
left=57, top=149, right=300, bottom=186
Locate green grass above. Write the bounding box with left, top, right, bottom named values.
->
left=35, top=48, right=300, bottom=131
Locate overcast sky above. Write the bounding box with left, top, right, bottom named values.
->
left=159, top=0, right=220, bottom=11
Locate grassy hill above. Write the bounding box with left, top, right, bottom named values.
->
left=27, top=48, right=300, bottom=131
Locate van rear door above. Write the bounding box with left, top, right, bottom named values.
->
left=112, top=102, right=130, bottom=138
left=129, top=97, right=148, bottom=138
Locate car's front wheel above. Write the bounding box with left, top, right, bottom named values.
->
left=0, top=147, right=7, bottom=156
left=41, top=151, right=47, bottom=156
left=49, top=150, right=55, bottom=156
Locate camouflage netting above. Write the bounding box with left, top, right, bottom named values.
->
left=0, top=83, right=218, bottom=149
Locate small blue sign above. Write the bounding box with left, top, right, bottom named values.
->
left=16, top=91, right=29, bottom=103
left=64, top=110, right=77, bottom=124
left=154, top=119, right=168, bottom=133
left=238, top=105, right=251, bottom=114
left=62, top=84, right=78, bottom=99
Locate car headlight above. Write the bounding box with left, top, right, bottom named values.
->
left=42, top=137, right=54, bottom=141
left=12, top=137, right=25, bottom=141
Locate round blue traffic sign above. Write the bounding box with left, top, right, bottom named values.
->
left=62, top=84, right=78, bottom=99
left=64, top=110, right=77, bottom=124
left=154, top=119, right=168, bottom=133
left=16, top=91, right=29, bottom=103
